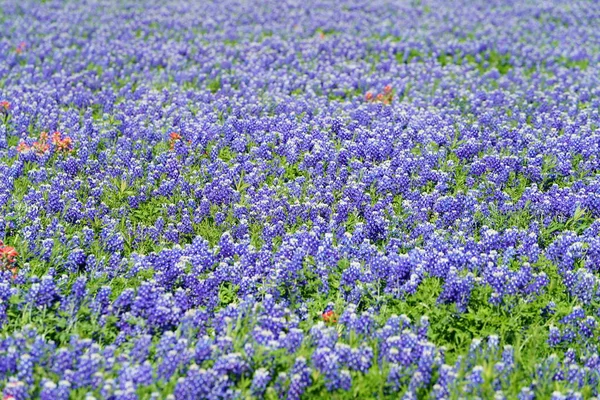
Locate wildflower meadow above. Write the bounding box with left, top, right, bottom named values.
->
left=1, top=0, right=600, bottom=399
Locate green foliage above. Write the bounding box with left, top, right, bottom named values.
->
left=437, top=50, right=513, bottom=75
left=207, top=77, right=221, bottom=93
left=556, top=55, right=589, bottom=70
left=395, top=49, right=424, bottom=64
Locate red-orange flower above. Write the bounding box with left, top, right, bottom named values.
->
left=48, top=131, right=73, bottom=153
left=0, top=241, right=18, bottom=278
left=0, top=101, right=9, bottom=111
left=366, top=86, right=393, bottom=105
left=15, top=42, right=26, bottom=54
left=169, top=132, right=182, bottom=150
left=16, top=141, right=31, bottom=153
left=51, top=131, right=62, bottom=145
left=57, top=136, right=73, bottom=152
left=322, top=310, right=337, bottom=323
left=33, top=141, right=50, bottom=155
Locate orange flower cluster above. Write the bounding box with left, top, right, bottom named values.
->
left=169, top=132, right=182, bottom=150
left=0, top=240, right=18, bottom=278
left=0, top=101, right=9, bottom=123
left=322, top=310, right=338, bottom=324
left=51, top=131, right=73, bottom=152
left=365, top=85, right=393, bottom=105
left=16, top=131, right=73, bottom=155
left=15, top=42, right=26, bottom=54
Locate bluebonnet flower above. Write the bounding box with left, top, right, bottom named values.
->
left=3, top=378, right=28, bottom=399
left=251, top=368, right=270, bottom=397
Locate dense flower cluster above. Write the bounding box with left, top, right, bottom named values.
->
left=1, top=0, right=600, bottom=397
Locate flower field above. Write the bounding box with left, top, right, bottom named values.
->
left=1, top=0, right=600, bottom=398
